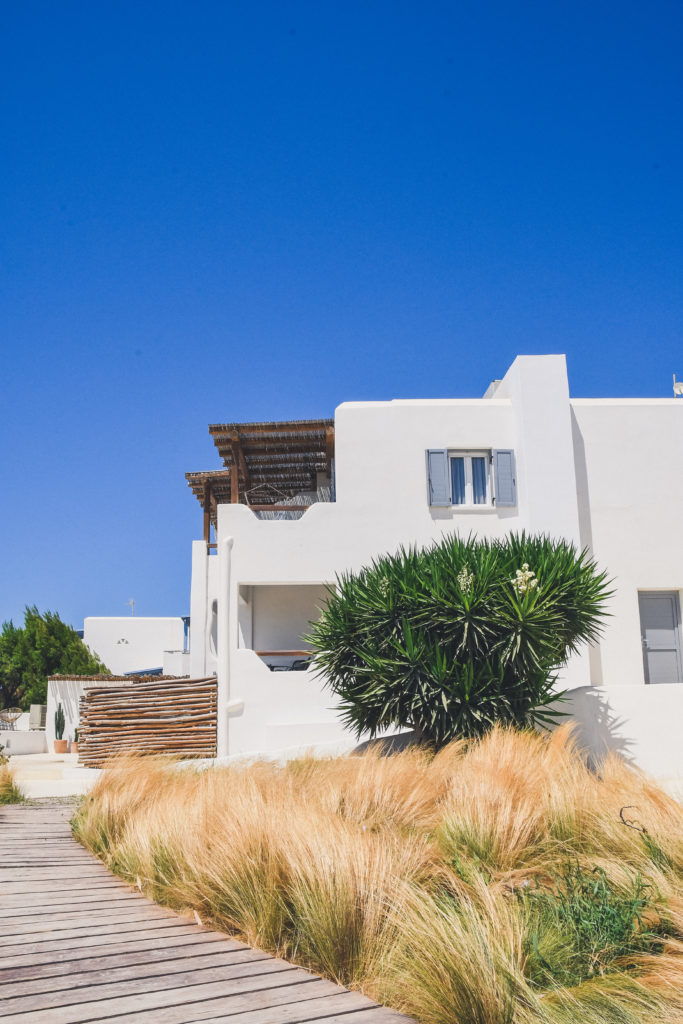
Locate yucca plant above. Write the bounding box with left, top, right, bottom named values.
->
left=307, top=533, right=611, bottom=746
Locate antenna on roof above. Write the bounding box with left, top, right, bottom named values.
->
left=674, top=374, right=683, bottom=397
left=126, top=599, right=135, bottom=616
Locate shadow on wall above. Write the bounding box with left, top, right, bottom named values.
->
left=352, top=731, right=420, bottom=757
left=352, top=700, right=634, bottom=772
left=560, top=686, right=635, bottom=769
left=571, top=410, right=605, bottom=688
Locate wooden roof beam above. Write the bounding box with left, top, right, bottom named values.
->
left=209, top=418, right=333, bottom=438
left=325, top=426, right=335, bottom=476
left=203, top=482, right=212, bottom=544
left=230, top=432, right=251, bottom=491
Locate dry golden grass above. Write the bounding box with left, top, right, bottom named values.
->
left=73, top=726, right=683, bottom=1023
left=0, top=763, right=23, bottom=804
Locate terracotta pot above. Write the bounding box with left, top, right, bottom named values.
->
left=70, top=741, right=79, bottom=755
left=53, top=739, right=68, bottom=754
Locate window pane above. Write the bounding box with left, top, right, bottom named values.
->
left=472, top=457, right=487, bottom=504
left=451, top=458, right=466, bottom=504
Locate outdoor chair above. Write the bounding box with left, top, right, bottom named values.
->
left=0, top=708, right=23, bottom=730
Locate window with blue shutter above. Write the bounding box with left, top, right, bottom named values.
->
left=428, top=448, right=516, bottom=508
left=426, top=450, right=450, bottom=506
left=493, top=449, right=517, bottom=506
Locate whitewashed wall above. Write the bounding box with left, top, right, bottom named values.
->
left=162, top=650, right=191, bottom=676
left=0, top=730, right=47, bottom=754
left=84, top=617, right=185, bottom=675
left=567, top=398, right=683, bottom=777
left=189, top=354, right=683, bottom=777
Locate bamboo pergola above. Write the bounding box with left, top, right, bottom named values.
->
left=77, top=677, right=217, bottom=767
left=186, top=418, right=334, bottom=541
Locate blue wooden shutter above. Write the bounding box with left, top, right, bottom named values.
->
left=493, top=449, right=517, bottom=506
left=426, top=450, right=450, bottom=506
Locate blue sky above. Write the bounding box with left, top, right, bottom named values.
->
left=1, top=1, right=682, bottom=628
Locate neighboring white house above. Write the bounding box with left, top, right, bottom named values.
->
left=83, top=617, right=188, bottom=676
left=185, top=354, right=683, bottom=778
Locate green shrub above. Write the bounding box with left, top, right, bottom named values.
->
left=521, top=862, right=665, bottom=988
left=308, top=533, right=610, bottom=746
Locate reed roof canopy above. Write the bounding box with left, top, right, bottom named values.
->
left=186, top=418, right=335, bottom=539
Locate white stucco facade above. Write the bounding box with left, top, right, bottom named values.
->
left=83, top=616, right=186, bottom=676
left=188, top=355, right=683, bottom=777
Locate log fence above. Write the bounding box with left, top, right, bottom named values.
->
left=77, top=677, right=217, bottom=767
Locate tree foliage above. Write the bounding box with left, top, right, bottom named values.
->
left=0, top=606, right=109, bottom=709
left=307, top=533, right=611, bottom=747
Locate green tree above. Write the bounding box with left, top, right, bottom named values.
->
left=307, top=533, right=611, bottom=747
left=0, top=606, right=109, bottom=709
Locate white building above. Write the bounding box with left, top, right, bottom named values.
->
left=83, top=617, right=188, bottom=676
left=185, top=354, right=683, bottom=778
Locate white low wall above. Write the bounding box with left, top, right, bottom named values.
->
left=227, top=650, right=355, bottom=757
left=0, top=730, right=47, bottom=754
left=223, top=645, right=683, bottom=778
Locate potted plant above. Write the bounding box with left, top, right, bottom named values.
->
left=71, top=728, right=79, bottom=755
left=54, top=703, right=67, bottom=754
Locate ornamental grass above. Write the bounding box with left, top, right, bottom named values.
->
left=72, top=726, right=683, bottom=1024
left=0, top=763, right=24, bottom=804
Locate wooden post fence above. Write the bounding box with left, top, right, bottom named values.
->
left=77, top=676, right=217, bottom=767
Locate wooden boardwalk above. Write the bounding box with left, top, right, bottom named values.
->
left=0, top=805, right=411, bottom=1024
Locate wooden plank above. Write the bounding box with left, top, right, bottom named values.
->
left=0, top=858, right=102, bottom=868
left=187, top=1003, right=412, bottom=1024
left=0, top=958, right=301, bottom=1014
left=99, top=988, right=375, bottom=1024
left=0, top=974, right=348, bottom=1024
left=0, top=932, right=229, bottom=973
left=0, top=844, right=86, bottom=851
left=0, top=878, right=130, bottom=895
left=0, top=799, right=411, bottom=1024
left=0, top=870, right=123, bottom=881
left=0, top=921, right=201, bottom=956
left=1, top=893, right=143, bottom=913
left=0, top=860, right=100, bottom=870
left=3, top=906, right=177, bottom=934
left=0, top=948, right=269, bottom=996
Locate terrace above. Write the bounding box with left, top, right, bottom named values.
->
left=186, top=417, right=335, bottom=545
